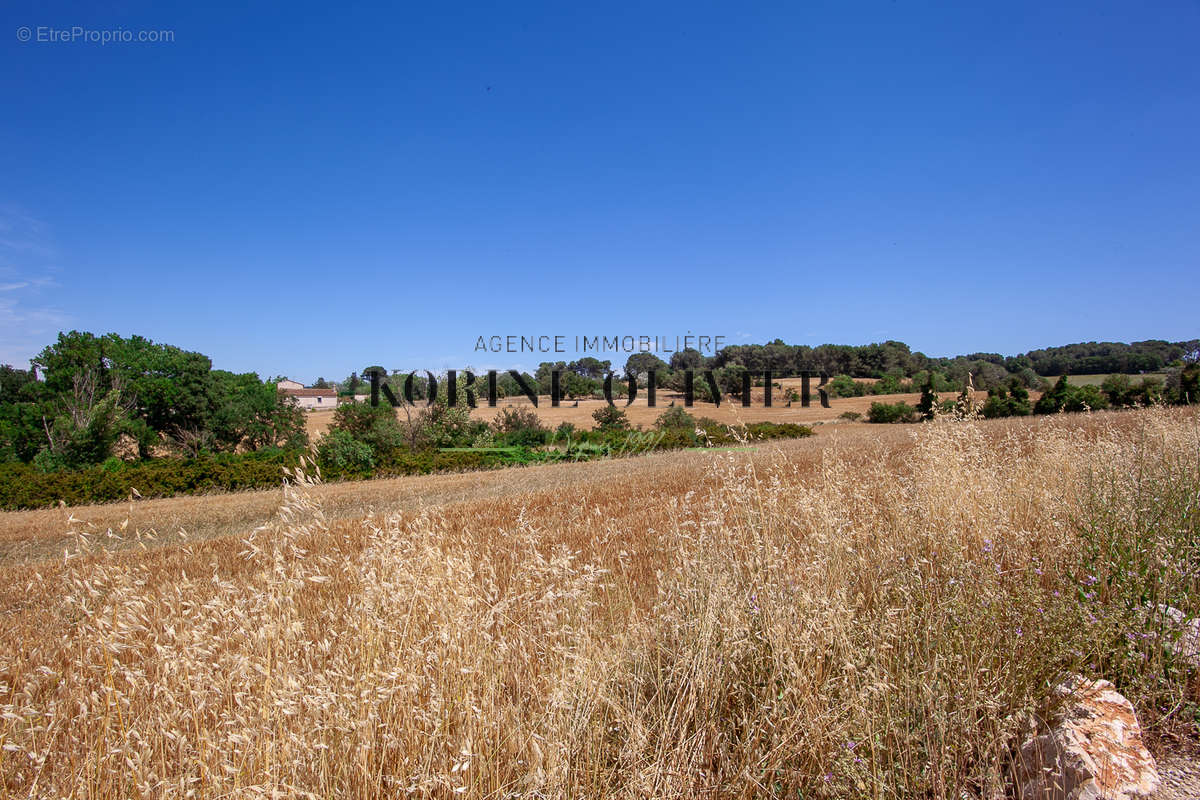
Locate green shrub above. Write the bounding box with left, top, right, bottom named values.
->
left=417, top=404, right=477, bottom=449
left=826, top=374, right=865, bottom=398
left=592, top=405, right=631, bottom=432
left=872, top=373, right=907, bottom=395
left=745, top=422, right=813, bottom=440
left=1035, top=376, right=1111, bottom=414
left=470, top=428, right=497, bottom=448
left=982, top=381, right=1032, bottom=419
left=867, top=401, right=918, bottom=424
left=32, top=449, right=66, bottom=474
left=0, top=418, right=818, bottom=509
left=497, top=427, right=550, bottom=448
left=1100, top=374, right=1163, bottom=407
left=1176, top=362, right=1199, bottom=404
left=651, top=427, right=700, bottom=449
left=329, top=402, right=405, bottom=453
left=317, top=430, right=374, bottom=474
left=654, top=406, right=696, bottom=430
left=491, top=406, right=545, bottom=434
left=491, top=406, right=549, bottom=447
left=0, top=453, right=293, bottom=510
left=1066, top=385, right=1110, bottom=412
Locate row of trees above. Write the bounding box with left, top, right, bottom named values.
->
left=868, top=364, right=1200, bottom=424
left=707, top=338, right=1197, bottom=380
left=315, top=392, right=812, bottom=475
left=1019, top=340, right=1196, bottom=376
left=986, top=370, right=1199, bottom=417
left=513, top=340, right=1193, bottom=400
left=0, top=332, right=307, bottom=470
left=631, top=338, right=1199, bottom=393
left=321, top=339, right=1199, bottom=406
left=5, top=332, right=1196, bottom=469
left=317, top=394, right=645, bottom=474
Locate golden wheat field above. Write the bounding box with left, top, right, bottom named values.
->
left=1, top=408, right=1197, bottom=798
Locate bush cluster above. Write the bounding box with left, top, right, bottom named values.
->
left=867, top=401, right=919, bottom=424
left=982, top=380, right=1032, bottom=419
left=491, top=407, right=549, bottom=447
left=870, top=367, right=1200, bottom=423
left=0, top=450, right=293, bottom=509
left=1033, top=376, right=1110, bottom=414
left=1, top=332, right=308, bottom=470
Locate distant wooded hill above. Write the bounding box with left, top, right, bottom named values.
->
left=701, top=338, right=1198, bottom=380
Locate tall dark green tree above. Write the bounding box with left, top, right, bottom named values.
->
left=0, top=365, right=37, bottom=400
left=916, top=372, right=938, bottom=420
left=624, top=353, right=669, bottom=381
left=20, top=332, right=307, bottom=464
left=568, top=357, right=611, bottom=379
left=668, top=348, right=707, bottom=372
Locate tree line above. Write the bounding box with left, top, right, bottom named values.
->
left=864, top=366, right=1199, bottom=424
left=3, top=331, right=1197, bottom=471
left=687, top=338, right=1197, bottom=391
left=0, top=331, right=306, bottom=470
left=449, top=338, right=1196, bottom=402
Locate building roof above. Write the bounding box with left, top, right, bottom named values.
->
left=281, top=387, right=337, bottom=397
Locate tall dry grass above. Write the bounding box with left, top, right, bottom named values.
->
left=1, top=408, right=1197, bottom=798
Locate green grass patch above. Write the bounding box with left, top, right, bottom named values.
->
left=1043, top=372, right=1168, bottom=387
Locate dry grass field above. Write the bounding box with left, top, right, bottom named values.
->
left=1, top=408, right=1197, bottom=798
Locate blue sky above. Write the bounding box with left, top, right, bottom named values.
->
left=2, top=1, right=1197, bottom=383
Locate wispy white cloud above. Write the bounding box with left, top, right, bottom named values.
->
left=0, top=207, right=70, bottom=367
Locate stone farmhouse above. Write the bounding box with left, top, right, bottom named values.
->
left=277, top=379, right=338, bottom=410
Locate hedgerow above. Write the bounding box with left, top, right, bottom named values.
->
left=0, top=421, right=814, bottom=510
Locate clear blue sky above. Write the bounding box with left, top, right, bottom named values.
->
left=2, top=1, right=1197, bottom=382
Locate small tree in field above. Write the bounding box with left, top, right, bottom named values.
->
left=592, top=405, right=630, bottom=432
left=329, top=401, right=404, bottom=454
left=867, top=401, right=918, bottom=424
left=317, top=430, right=374, bottom=472
left=491, top=406, right=545, bottom=435
left=917, top=373, right=937, bottom=420
left=491, top=406, right=548, bottom=447
left=654, top=406, right=695, bottom=430
left=1007, top=380, right=1032, bottom=415
left=624, top=353, right=668, bottom=382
